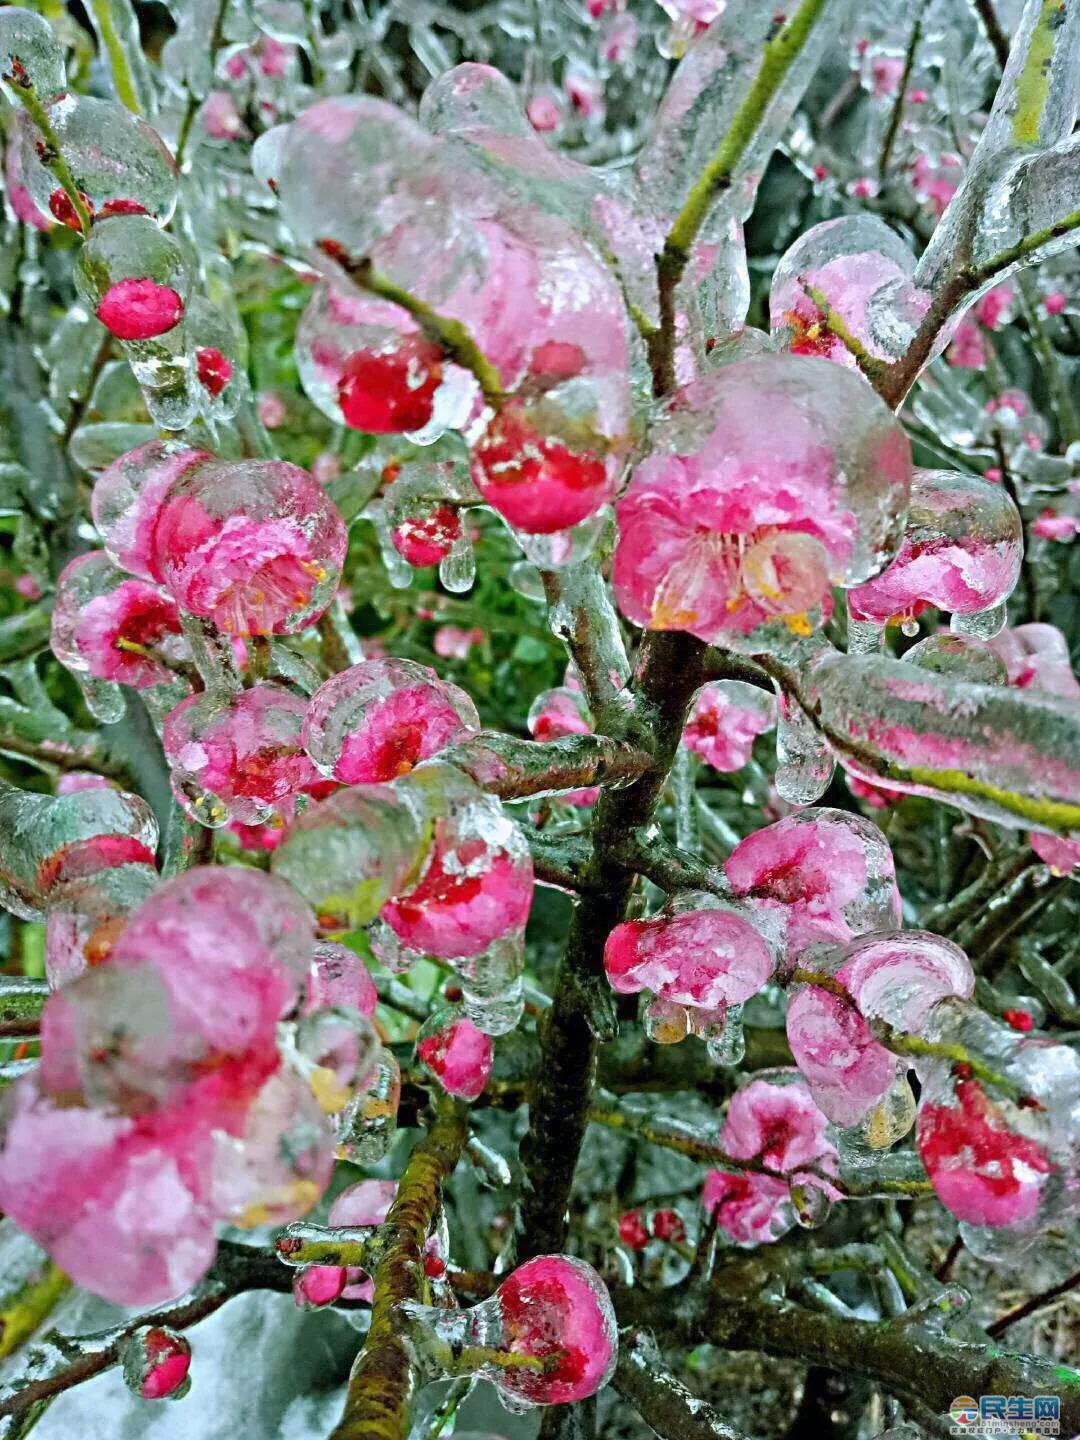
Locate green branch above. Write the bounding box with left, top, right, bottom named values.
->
left=87, top=0, right=143, bottom=115
left=4, top=75, right=92, bottom=235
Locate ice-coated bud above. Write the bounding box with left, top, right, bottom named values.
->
left=404, top=1255, right=617, bottom=1409
left=604, top=892, right=775, bottom=1044
left=416, top=1006, right=493, bottom=1100
left=149, top=458, right=348, bottom=636
left=293, top=1264, right=346, bottom=1309
left=839, top=930, right=975, bottom=1033
left=305, top=940, right=378, bottom=1020
left=770, top=215, right=930, bottom=370
left=988, top=622, right=1080, bottom=699
left=846, top=471, right=1022, bottom=634
left=381, top=762, right=534, bottom=962
left=92, top=440, right=212, bottom=581
left=14, top=94, right=179, bottom=222
left=383, top=458, right=477, bottom=574
left=0, top=8, right=67, bottom=103
left=271, top=784, right=426, bottom=929
left=785, top=981, right=898, bottom=1130
left=51, top=551, right=187, bottom=699
left=164, top=683, right=319, bottom=828
left=683, top=680, right=775, bottom=773
left=303, top=658, right=480, bottom=785
left=0, top=778, right=158, bottom=923
left=613, top=354, right=912, bottom=652
left=903, top=633, right=1009, bottom=686
left=703, top=1073, right=839, bottom=1245
left=724, top=808, right=901, bottom=961
left=297, top=284, right=465, bottom=440
left=335, top=1046, right=401, bottom=1163
left=120, top=1326, right=192, bottom=1400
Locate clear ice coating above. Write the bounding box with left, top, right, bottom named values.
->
left=903, top=633, right=1009, bottom=687
left=381, top=761, right=534, bottom=964
left=774, top=693, right=835, bottom=805
left=50, top=550, right=188, bottom=716
left=14, top=93, right=179, bottom=222
left=846, top=470, right=1022, bottom=632
left=604, top=891, right=775, bottom=1048
left=91, top=440, right=212, bottom=581
left=270, top=783, right=426, bottom=929
left=724, top=807, right=901, bottom=961
left=0, top=7, right=67, bottom=102
left=415, top=1005, right=494, bottom=1100
left=164, top=682, right=319, bottom=827
left=770, top=215, right=930, bottom=370
left=809, top=651, right=1080, bottom=836
left=302, top=658, right=480, bottom=785
left=403, top=1255, right=617, bottom=1410
left=682, top=680, right=775, bottom=774
left=613, top=353, right=912, bottom=652
left=120, top=1326, right=192, bottom=1401
left=916, top=998, right=1080, bottom=1235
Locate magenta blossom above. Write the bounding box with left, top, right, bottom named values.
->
left=416, top=1007, right=494, bottom=1099
left=303, top=659, right=480, bottom=784
left=682, top=681, right=775, bottom=772
left=52, top=552, right=187, bottom=690
left=724, top=809, right=901, bottom=961
left=164, top=683, right=320, bottom=827
left=96, top=279, right=185, bottom=341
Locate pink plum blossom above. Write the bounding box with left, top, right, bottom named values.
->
left=164, top=683, right=320, bottom=827
left=682, top=681, right=775, bottom=772
left=303, top=659, right=480, bottom=784
left=974, top=284, right=1014, bottom=331
left=724, top=809, right=901, bottom=960
left=51, top=552, right=187, bottom=690
left=257, top=391, right=287, bottom=429
left=604, top=902, right=775, bottom=1011
left=202, top=90, right=248, bottom=140
left=1029, top=832, right=1080, bottom=873
left=434, top=625, right=485, bottom=659
left=416, top=1008, right=494, bottom=1099
left=946, top=318, right=985, bottom=368
left=96, top=279, right=184, bottom=342
left=491, top=1256, right=616, bottom=1406
left=785, top=982, right=898, bottom=1128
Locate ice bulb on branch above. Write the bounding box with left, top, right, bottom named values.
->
left=302, top=659, right=480, bottom=785
left=846, top=470, right=1022, bottom=639
left=416, top=1006, right=494, bottom=1100
left=613, top=354, right=912, bottom=652
left=120, top=1326, right=192, bottom=1401
left=404, top=1255, right=617, bottom=1410
left=149, top=458, right=348, bottom=636
left=384, top=459, right=475, bottom=573
left=51, top=552, right=188, bottom=717
left=271, top=783, right=427, bottom=929
left=682, top=681, right=775, bottom=773
left=702, top=1073, right=839, bottom=1245
left=903, top=633, right=1009, bottom=686
left=770, top=215, right=931, bottom=370
left=0, top=7, right=67, bottom=104
left=604, top=892, right=775, bottom=1052
left=724, top=808, right=901, bottom=963
left=381, top=762, right=534, bottom=965
left=164, top=682, right=319, bottom=828
left=14, top=93, right=179, bottom=222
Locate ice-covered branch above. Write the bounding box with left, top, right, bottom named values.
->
left=441, top=731, right=652, bottom=802
left=615, top=1331, right=747, bottom=1440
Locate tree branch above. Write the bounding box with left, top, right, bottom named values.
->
left=442, top=731, right=651, bottom=802
left=615, top=1331, right=747, bottom=1440
left=328, top=1096, right=469, bottom=1440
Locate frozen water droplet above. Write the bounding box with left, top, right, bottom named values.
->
left=952, top=600, right=1008, bottom=639
left=439, top=528, right=476, bottom=594
left=774, top=698, right=834, bottom=805
left=704, top=1002, right=745, bottom=1067
left=789, top=1181, right=832, bottom=1230
left=900, top=617, right=920, bottom=638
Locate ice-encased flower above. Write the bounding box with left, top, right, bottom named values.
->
left=682, top=681, right=775, bottom=772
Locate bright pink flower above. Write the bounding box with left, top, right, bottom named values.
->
left=433, top=625, right=484, bottom=660
left=785, top=983, right=897, bottom=1127
left=150, top=461, right=347, bottom=635
left=974, top=284, right=1014, bottom=331
left=870, top=56, right=904, bottom=96
left=1030, top=832, right=1080, bottom=873
left=1043, top=291, right=1067, bottom=315
left=202, top=90, right=248, bottom=140
left=93, top=440, right=212, bottom=581
left=471, top=400, right=614, bottom=535
left=946, top=317, right=985, bottom=368
left=493, top=1256, right=616, bottom=1406
left=527, top=91, right=563, bottom=132
left=618, top=1209, right=649, bottom=1249
left=164, top=683, right=320, bottom=827
left=846, top=470, right=1022, bottom=626
left=911, top=151, right=961, bottom=216
left=613, top=356, right=911, bottom=647
left=722, top=1076, right=837, bottom=1174
left=338, top=337, right=445, bottom=434
left=650, top=1208, right=685, bottom=1242
left=683, top=682, right=775, bottom=772
left=49, top=186, right=93, bottom=230
left=96, top=279, right=184, bottom=342
left=391, top=503, right=462, bottom=567
left=52, top=553, right=186, bottom=690
left=416, top=1010, right=494, bottom=1099
left=1032, top=509, right=1078, bottom=542
left=324, top=1178, right=399, bottom=1301
left=305, top=940, right=378, bottom=1019
left=917, top=1077, right=1054, bottom=1228
left=702, top=1169, right=792, bottom=1244
left=303, top=658, right=479, bottom=784
left=127, top=1327, right=192, bottom=1399
left=294, top=1264, right=347, bottom=1309
left=196, top=347, right=232, bottom=397
left=604, top=904, right=774, bottom=1010
left=989, top=623, right=1080, bottom=698
left=724, top=809, right=901, bottom=959
left=565, top=70, right=604, bottom=121
left=382, top=766, right=534, bottom=961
